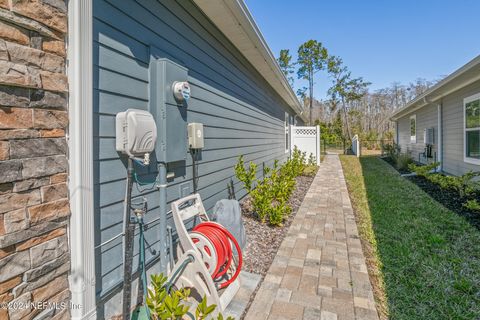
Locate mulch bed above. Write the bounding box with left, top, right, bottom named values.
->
left=240, top=173, right=316, bottom=275
left=238, top=172, right=316, bottom=319
left=382, top=156, right=480, bottom=230
left=406, top=175, right=480, bottom=230
left=381, top=156, right=411, bottom=174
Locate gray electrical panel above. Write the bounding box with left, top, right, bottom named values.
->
left=149, top=52, right=189, bottom=163
left=424, top=127, right=435, bottom=144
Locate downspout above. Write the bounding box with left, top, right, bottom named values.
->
left=158, top=162, right=168, bottom=273
left=437, top=103, right=443, bottom=171
left=395, top=121, right=399, bottom=145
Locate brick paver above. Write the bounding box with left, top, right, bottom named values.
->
left=245, top=154, right=379, bottom=320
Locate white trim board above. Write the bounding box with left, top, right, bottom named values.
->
left=463, top=92, right=480, bottom=165
left=67, top=0, right=96, bottom=319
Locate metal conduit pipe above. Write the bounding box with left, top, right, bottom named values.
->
left=158, top=162, right=168, bottom=273
left=122, top=158, right=135, bottom=320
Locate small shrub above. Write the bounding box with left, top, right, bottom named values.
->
left=308, top=153, right=316, bottom=166
left=234, top=155, right=256, bottom=193
left=464, top=199, right=480, bottom=212
left=426, top=173, right=456, bottom=190
left=426, top=171, right=480, bottom=198
left=249, top=178, right=272, bottom=223
left=455, top=171, right=480, bottom=197
left=303, top=165, right=318, bottom=176
left=147, top=273, right=234, bottom=320
left=383, top=142, right=400, bottom=159
left=234, top=149, right=308, bottom=226
left=269, top=200, right=291, bottom=226
left=290, top=146, right=306, bottom=177
left=408, top=162, right=440, bottom=177
left=395, top=153, right=413, bottom=171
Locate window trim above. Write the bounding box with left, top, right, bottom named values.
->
left=463, top=92, right=480, bottom=165
left=410, top=114, right=416, bottom=143
left=285, top=112, right=290, bottom=153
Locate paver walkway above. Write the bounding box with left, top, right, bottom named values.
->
left=245, top=154, right=379, bottom=320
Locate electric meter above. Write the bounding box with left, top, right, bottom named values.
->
left=173, top=81, right=191, bottom=102
left=116, top=109, right=157, bottom=159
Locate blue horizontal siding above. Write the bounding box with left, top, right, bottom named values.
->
left=93, top=0, right=294, bottom=317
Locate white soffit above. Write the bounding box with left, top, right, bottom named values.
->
left=193, top=0, right=306, bottom=122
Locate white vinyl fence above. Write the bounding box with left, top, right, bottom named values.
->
left=352, top=134, right=360, bottom=157
left=290, top=125, right=321, bottom=165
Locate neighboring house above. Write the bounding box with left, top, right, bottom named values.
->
left=391, top=55, right=480, bottom=176
left=0, top=1, right=305, bottom=320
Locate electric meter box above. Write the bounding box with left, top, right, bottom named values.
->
left=149, top=54, right=189, bottom=163
left=188, top=123, right=204, bottom=149
left=115, top=109, right=157, bottom=158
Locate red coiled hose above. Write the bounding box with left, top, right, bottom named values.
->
left=192, top=222, right=242, bottom=289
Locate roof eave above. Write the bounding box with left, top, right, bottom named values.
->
left=391, top=55, right=480, bottom=121
left=192, top=0, right=307, bottom=122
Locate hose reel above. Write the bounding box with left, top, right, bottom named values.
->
left=169, top=194, right=242, bottom=314
left=191, top=222, right=242, bottom=289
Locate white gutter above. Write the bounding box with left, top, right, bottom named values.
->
left=391, top=55, right=480, bottom=121
left=193, top=0, right=307, bottom=122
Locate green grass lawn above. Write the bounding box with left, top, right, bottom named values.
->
left=340, top=155, right=480, bottom=320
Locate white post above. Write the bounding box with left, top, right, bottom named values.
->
left=352, top=135, right=360, bottom=157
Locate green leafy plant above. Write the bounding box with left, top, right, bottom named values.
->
left=308, top=153, right=316, bottom=166
left=303, top=165, right=318, bottom=177
left=395, top=153, right=413, bottom=171
left=290, top=147, right=307, bottom=177
left=408, top=162, right=440, bottom=177
left=382, top=142, right=400, bottom=160
left=464, top=199, right=480, bottom=212
left=146, top=273, right=234, bottom=320
left=234, top=150, right=308, bottom=226
left=426, top=173, right=456, bottom=190
left=249, top=177, right=273, bottom=223
left=234, top=155, right=257, bottom=193
left=454, top=171, right=480, bottom=197
left=426, top=171, right=480, bottom=198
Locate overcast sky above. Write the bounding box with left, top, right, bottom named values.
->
left=245, top=0, right=480, bottom=99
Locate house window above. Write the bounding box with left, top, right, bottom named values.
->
left=410, top=115, right=416, bottom=143
left=285, top=112, right=290, bottom=153
left=464, top=93, right=480, bottom=164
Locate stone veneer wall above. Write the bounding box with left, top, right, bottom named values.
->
left=0, top=0, right=70, bottom=319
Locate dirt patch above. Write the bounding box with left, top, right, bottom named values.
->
left=239, top=172, right=316, bottom=319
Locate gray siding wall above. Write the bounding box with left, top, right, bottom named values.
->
left=397, top=104, right=438, bottom=164
left=441, top=80, right=480, bottom=175
left=93, top=0, right=294, bottom=317
left=396, top=80, right=480, bottom=175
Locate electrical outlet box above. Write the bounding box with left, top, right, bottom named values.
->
left=115, top=109, right=157, bottom=158
left=188, top=123, right=204, bottom=149
left=149, top=53, right=188, bottom=163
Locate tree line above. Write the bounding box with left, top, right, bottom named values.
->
left=278, top=40, right=437, bottom=145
